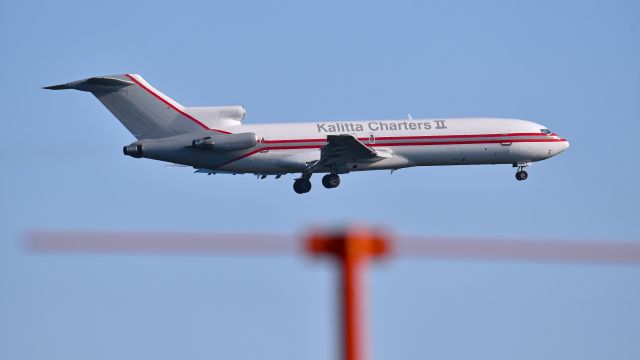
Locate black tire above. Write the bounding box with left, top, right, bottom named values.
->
left=293, top=179, right=312, bottom=194
left=515, top=170, right=528, bottom=181
left=322, top=174, right=341, bottom=189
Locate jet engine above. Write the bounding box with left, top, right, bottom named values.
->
left=123, top=143, right=143, bottom=158
left=191, top=132, right=257, bottom=152
left=123, top=131, right=258, bottom=161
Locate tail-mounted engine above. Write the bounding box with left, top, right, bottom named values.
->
left=191, top=132, right=257, bottom=152
left=123, top=132, right=258, bottom=159
left=123, top=143, right=143, bottom=158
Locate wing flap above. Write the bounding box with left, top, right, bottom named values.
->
left=309, top=134, right=381, bottom=172
left=326, top=134, right=377, bottom=158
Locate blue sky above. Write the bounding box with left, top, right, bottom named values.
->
left=1, top=0, right=639, bottom=359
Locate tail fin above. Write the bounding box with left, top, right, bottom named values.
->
left=44, top=74, right=233, bottom=139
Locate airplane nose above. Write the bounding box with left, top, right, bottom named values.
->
left=557, top=138, right=570, bottom=154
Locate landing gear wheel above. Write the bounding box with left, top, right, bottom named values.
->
left=515, top=170, right=528, bottom=181
left=293, top=179, right=312, bottom=194
left=322, top=174, right=341, bottom=189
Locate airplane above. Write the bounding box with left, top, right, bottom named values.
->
left=45, top=74, right=569, bottom=194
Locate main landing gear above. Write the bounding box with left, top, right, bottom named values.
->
left=322, top=174, right=340, bottom=189
left=293, top=176, right=312, bottom=194
left=293, top=173, right=342, bottom=194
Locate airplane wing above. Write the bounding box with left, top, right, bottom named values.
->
left=308, top=134, right=380, bottom=172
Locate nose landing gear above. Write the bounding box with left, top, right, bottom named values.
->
left=515, top=170, right=528, bottom=181
left=514, top=162, right=530, bottom=181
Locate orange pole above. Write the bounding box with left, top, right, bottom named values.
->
left=307, top=227, right=390, bottom=360
left=341, top=242, right=364, bottom=360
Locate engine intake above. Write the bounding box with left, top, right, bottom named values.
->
left=192, top=137, right=215, bottom=149
left=192, top=132, right=257, bottom=152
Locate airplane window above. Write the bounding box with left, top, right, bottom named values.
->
left=540, top=129, right=552, bottom=134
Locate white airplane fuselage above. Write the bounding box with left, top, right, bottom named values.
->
left=204, top=118, right=569, bottom=174
left=45, top=74, right=569, bottom=193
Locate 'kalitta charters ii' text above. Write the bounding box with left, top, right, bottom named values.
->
left=315, top=120, right=448, bottom=133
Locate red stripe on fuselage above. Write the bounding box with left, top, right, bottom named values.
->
left=214, top=137, right=567, bottom=169
left=261, top=132, right=549, bottom=144
left=125, top=74, right=232, bottom=134
left=213, top=145, right=324, bottom=168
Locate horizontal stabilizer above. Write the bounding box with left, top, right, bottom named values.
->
left=43, top=84, right=70, bottom=90
left=43, top=77, right=134, bottom=92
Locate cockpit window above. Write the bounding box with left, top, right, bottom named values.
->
left=540, top=129, right=552, bottom=135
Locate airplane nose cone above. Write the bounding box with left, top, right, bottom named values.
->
left=555, top=138, right=570, bottom=155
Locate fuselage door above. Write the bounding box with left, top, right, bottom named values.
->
left=500, top=134, right=512, bottom=146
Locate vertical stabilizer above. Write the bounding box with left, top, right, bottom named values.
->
left=45, top=74, right=227, bottom=139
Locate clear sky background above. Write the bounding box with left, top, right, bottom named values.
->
left=1, top=0, right=639, bottom=359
